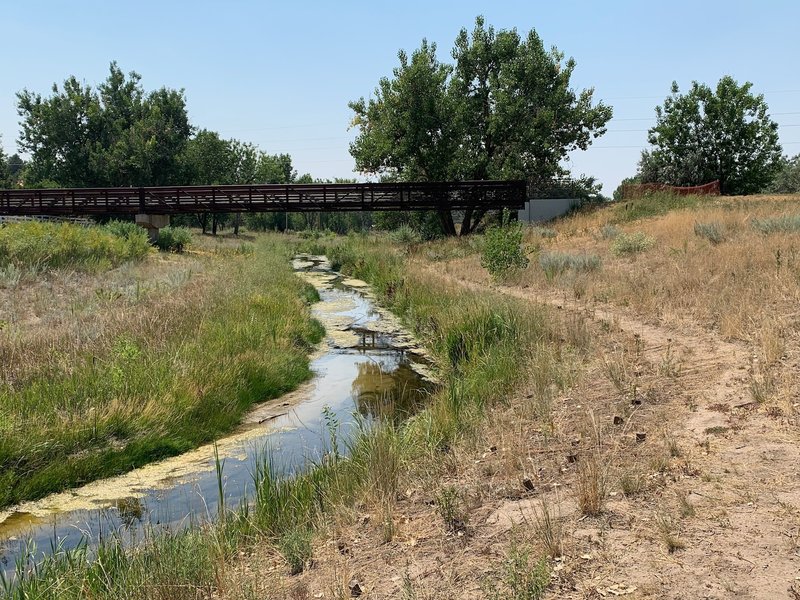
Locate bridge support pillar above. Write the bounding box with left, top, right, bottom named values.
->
left=135, top=214, right=170, bottom=243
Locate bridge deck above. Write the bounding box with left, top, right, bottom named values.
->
left=0, top=180, right=526, bottom=216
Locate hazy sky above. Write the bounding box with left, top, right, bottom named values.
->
left=2, top=1, right=798, bottom=194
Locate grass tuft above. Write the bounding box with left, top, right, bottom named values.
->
left=538, top=251, right=601, bottom=280
left=610, top=231, right=655, bottom=256
left=694, top=221, right=726, bottom=244
left=575, top=455, right=605, bottom=516
left=750, top=214, right=800, bottom=234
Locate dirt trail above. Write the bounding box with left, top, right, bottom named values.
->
left=424, top=263, right=800, bottom=599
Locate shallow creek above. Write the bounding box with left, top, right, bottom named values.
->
left=0, top=255, right=435, bottom=576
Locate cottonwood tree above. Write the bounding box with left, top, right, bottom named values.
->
left=17, top=62, right=191, bottom=187
left=349, top=16, right=612, bottom=235
left=639, top=77, right=782, bottom=195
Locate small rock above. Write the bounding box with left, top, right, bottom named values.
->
left=567, top=453, right=578, bottom=463
left=635, top=432, right=647, bottom=443
left=522, top=478, right=535, bottom=492
left=613, top=415, right=624, bottom=425
left=490, top=445, right=498, bottom=452
left=349, top=580, right=363, bottom=597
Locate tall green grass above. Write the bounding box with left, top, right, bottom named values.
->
left=612, top=192, right=706, bottom=223
left=0, top=221, right=150, bottom=271
left=0, top=237, right=323, bottom=506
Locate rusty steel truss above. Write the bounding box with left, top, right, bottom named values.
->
left=0, top=180, right=526, bottom=216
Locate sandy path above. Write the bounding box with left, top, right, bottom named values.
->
left=422, top=262, right=800, bottom=599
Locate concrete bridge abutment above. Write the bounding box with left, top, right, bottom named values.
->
left=135, top=214, right=170, bottom=243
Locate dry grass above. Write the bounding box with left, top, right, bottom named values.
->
left=0, top=252, right=208, bottom=386
left=575, top=454, right=606, bottom=516
left=517, top=195, right=800, bottom=346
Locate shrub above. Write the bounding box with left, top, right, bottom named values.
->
left=389, top=224, right=422, bottom=245
left=538, top=252, right=601, bottom=280
left=481, top=221, right=529, bottom=278
left=611, top=231, right=655, bottom=256
left=156, top=226, right=192, bottom=252
left=693, top=221, right=726, bottom=244
left=598, top=224, right=621, bottom=240
left=106, top=220, right=144, bottom=240
left=750, top=214, right=800, bottom=234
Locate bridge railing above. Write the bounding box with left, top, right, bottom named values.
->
left=0, top=181, right=526, bottom=216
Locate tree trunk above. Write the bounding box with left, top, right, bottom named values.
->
left=461, top=208, right=489, bottom=235
left=234, top=213, right=240, bottom=236
left=212, top=215, right=218, bottom=236
left=436, top=209, right=457, bottom=236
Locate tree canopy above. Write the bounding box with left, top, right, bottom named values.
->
left=638, top=76, right=782, bottom=195
left=0, top=141, right=9, bottom=188
left=348, top=16, right=612, bottom=233
left=769, top=154, right=800, bottom=193
left=17, top=62, right=191, bottom=187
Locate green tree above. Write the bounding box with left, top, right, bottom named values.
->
left=181, top=129, right=237, bottom=234
left=349, top=40, right=458, bottom=234
left=17, top=76, right=99, bottom=185
left=7, top=154, right=25, bottom=182
left=182, top=129, right=235, bottom=185
left=0, top=139, right=9, bottom=187
left=349, top=16, right=612, bottom=235
left=639, top=77, right=782, bottom=195
left=16, top=62, right=191, bottom=187
left=770, top=154, right=800, bottom=193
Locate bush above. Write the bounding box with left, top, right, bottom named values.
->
left=106, top=220, right=143, bottom=240
left=156, top=226, right=192, bottom=252
left=481, top=221, right=529, bottom=278
left=538, top=252, right=601, bottom=280
left=389, top=224, right=422, bottom=245
left=611, top=231, right=655, bottom=256
left=750, top=214, right=800, bottom=234
left=598, top=224, right=621, bottom=240
left=694, top=221, right=726, bottom=244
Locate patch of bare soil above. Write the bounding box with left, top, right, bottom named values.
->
left=235, top=260, right=799, bottom=600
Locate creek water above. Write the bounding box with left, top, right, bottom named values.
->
left=0, top=255, right=434, bottom=578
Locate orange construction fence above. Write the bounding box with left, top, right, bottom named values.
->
left=621, top=180, right=720, bottom=199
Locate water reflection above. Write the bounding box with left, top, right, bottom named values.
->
left=352, top=360, right=433, bottom=422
